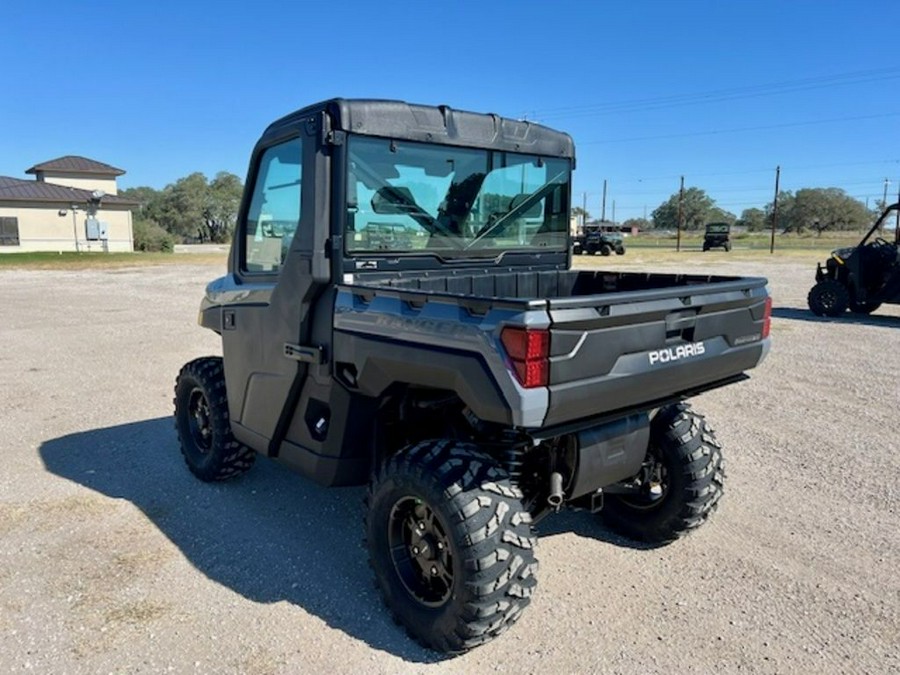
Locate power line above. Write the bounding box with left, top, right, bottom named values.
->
left=526, top=67, right=900, bottom=120
left=579, top=112, right=900, bottom=145
left=582, top=158, right=900, bottom=186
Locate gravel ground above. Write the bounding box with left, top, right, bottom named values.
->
left=1, top=254, right=898, bottom=674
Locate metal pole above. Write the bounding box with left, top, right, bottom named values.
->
left=601, top=180, right=607, bottom=222
left=71, top=206, right=80, bottom=253
left=582, top=192, right=587, bottom=228
left=676, top=176, right=684, bottom=252
left=770, top=166, right=780, bottom=254
left=883, top=178, right=890, bottom=209
left=895, top=181, right=899, bottom=230
left=612, top=200, right=616, bottom=224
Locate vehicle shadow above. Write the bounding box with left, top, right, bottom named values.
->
left=536, top=509, right=660, bottom=551
left=772, top=306, right=900, bottom=327
left=39, top=418, right=443, bottom=663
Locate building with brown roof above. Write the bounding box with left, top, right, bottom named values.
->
left=0, top=156, right=136, bottom=252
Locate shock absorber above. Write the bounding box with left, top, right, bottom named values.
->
left=502, top=444, right=526, bottom=482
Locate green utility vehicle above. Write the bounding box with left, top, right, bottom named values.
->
left=573, top=225, right=625, bottom=255
left=703, top=222, right=732, bottom=251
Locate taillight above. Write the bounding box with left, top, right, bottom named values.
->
left=501, top=327, right=550, bottom=388
left=762, top=296, right=772, bottom=339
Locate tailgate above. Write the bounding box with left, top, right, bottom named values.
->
left=543, top=278, right=769, bottom=426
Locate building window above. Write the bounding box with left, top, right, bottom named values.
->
left=0, top=217, right=19, bottom=246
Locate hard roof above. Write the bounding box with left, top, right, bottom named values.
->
left=0, top=176, right=137, bottom=206
left=264, top=98, right=576, bottom=160
left=26, top=155, right=126, bottom=176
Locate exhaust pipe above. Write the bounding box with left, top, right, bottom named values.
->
left=548, top=471, right=564, bottom=511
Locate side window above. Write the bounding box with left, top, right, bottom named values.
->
left=244, top=137, right=303, bottom=273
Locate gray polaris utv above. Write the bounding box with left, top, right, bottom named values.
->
left=174, top=99, right=771, bottom=654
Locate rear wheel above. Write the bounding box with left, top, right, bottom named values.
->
left=807, top=280, right=849, bottom=317
left=366, top=440, right=537, bottom=653
left=849, top=299, right=881, bottom=315
left=174, top=357, right=255, bottom=482
left=599, top=244, right=612, bottom=256
left=599, top=403, right=724, bottom=545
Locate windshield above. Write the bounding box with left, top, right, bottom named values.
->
left=706, top=223, right=730, bottom=234
left=346, top=136, right=571, bottom=257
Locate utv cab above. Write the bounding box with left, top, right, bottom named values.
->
left=807, top=203, right=900, bottom=317
left=703, top=222, right=732, bottom=252
left=573, top=225, right=625, bottom=256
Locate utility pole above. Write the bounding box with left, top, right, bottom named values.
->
left=612, top=200, right=616, bottom=224
left=676, top=176, right=684, bottom=252
left=601, top=179, right=607, bottom=222
left=582, top=191, right=587, bottom=229
left=895, top=181, right=899, bottom=230
left=770, top=166, right=780, bottom=254
left=883, top=178, right=890, bottom=210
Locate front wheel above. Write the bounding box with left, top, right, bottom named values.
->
left=599, top=403, right=724, bottom=545
left=174, top=357, right=255, bottom=481
left=599, top=244, right=612, bottom=256
left=366, top=440, right=538, bottom=653
left=807, top=279, right=849, bottom=317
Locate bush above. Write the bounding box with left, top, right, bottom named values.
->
left=133, top=218, right=175, bottom=253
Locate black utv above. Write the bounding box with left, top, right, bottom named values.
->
left=174, top=99, right=771, bottom=654
left=703, top=222, right=732, bottom=252
left=807, top=203, right=900, bottom=317
left=573, top=225, right=625, bottom=255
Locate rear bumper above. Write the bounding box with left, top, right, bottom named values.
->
left=543, top=338, right=767, bottom=427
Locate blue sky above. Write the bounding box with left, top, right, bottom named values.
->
left=3, top=0, right=898, bottom=221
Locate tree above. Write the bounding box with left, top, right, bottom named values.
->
left=767, top=188, right=870, bottom=235
left=143, top=172, right=244, bottom=243
left=707, top=206, right=736, bottom=225
left=571, top=206, right=591, bottom=223
left=737, top=207, right=767, bottom=232
left=204, top=172, right=244, bottom=243
left=120, top=186, right=161, bottom=209
left=651, top=187, right=715, bottom=231
left=132, top=217, right=174, bottom=252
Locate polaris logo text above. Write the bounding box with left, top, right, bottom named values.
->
left=648, top=342, right=706, bottom=365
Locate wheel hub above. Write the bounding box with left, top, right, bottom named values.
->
left=188, top=388, right=213, bottom=453
left=388, top=498, right=453, bottom=606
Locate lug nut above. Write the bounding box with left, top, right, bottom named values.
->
left=430, top=566, right=438, bottom=576
left=437, top=542, right=444, bottom=551
left=418, top=522, right=425, bottom=531
left=412, top=546, right=419, bottom=555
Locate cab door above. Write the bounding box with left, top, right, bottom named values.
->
left=221, top=131, right=321, bottom=453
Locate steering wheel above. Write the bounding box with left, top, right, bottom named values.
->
left=874, top=237, right=892, bottom=247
